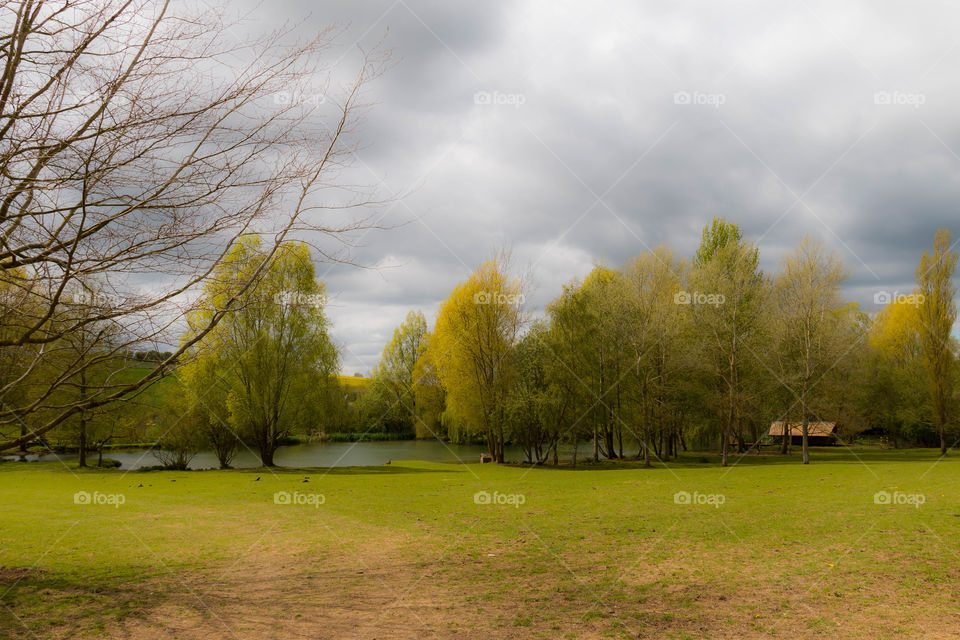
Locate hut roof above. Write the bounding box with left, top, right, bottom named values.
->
left=768, top=421, right=837, bottom=437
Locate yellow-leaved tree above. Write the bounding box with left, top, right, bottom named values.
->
left=432, top=259, right=524, bottom=462
left=866, top=292, right=927, bottom=447
left=914, top=228, right=959, bottom=455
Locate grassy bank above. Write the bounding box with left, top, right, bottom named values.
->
left=324, top=431, right=416, bottom=442
left=1, top=448, right=958, bottom=639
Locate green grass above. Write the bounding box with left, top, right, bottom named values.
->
left=115, top=361, right=182, bottom=409
left=1, top=448, right=959, bottom=638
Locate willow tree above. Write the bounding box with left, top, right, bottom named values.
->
left=0, top=0, right=385, bottom=452
left=372, top=310, right=428, bottom=431
left=412, top=334, right=446, bottom=439
left=774, top=236, right=849, bottom=464
left=915, top=229, right=959, bottom=456
left=181, top=237, right=338, bottom=467
left=432, top=260, right=524, bottom=462
left=543, top=279, right=596, bottom=462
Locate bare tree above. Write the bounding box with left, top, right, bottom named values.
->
left=774, top=236, right=849, bottom=464
left=0, top=0, right=387, bottom=450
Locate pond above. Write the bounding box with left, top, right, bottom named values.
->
left=5, top=439, right=612, bottom=470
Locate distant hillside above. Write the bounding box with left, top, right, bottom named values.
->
left=337, top=375, right=371, bottom=392
left=114, top=360, right=182, bottom=409
left=114, top=367, right=370, bottom=408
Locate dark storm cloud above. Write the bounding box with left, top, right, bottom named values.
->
left=226, top=0, right=960, bottom=373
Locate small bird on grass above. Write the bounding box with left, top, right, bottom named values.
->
left=254, top=476, right=261, bottom=481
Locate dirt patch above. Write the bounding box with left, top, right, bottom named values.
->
left=87, top=542, right=532, bottom=640
left=7, top=538, right=960, bottom=639
left=0, top=567, right=43, bottom=584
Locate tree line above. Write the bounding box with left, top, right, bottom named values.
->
left=365, top=220, right=958, bottom=466
left=6, top=218, right=955, bottom=470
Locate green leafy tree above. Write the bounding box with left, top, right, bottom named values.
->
left=505, top=323, right=567, bottom=464
left=181, top=236, right=338, bottom=467
left=371, top=310, right=428, bottom=432
left=621, top=248, right=686, bottom=465
left=544, top=267, right=632, bottom=462
left=690, top=218, right=765, bottom=466
left=412, top=334, right=447, bottom=440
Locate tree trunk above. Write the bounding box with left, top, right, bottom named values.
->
left=936, top=400, right=948, bottom=455
left=78, top=413, right=87, bottom=468
left=18, top=423, right=28, bottom=457
left=77, top=370, right=88, bottom=468
left=801, top=406, right=810, bottom=465
left=604, top=422, right=615, bottom=460
left=593, top=423, right=599, bottom=462
left=641, top=406, right=651, bottom=467
left=260, top=440, right=276, bottom=467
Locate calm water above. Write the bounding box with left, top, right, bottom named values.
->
left=5, top=439, right=608, bottom=470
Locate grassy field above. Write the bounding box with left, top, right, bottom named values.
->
left=337, top=375, right=371, bottom=390
left=1, top=447, right=958, bottom=639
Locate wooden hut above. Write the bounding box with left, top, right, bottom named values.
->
left=768, top=421, right=838, bottom=446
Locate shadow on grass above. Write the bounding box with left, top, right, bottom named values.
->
left=0, top=569, right=165, bottom=639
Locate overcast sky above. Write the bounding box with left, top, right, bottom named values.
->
left=226, top=0, right=960, bottom=375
